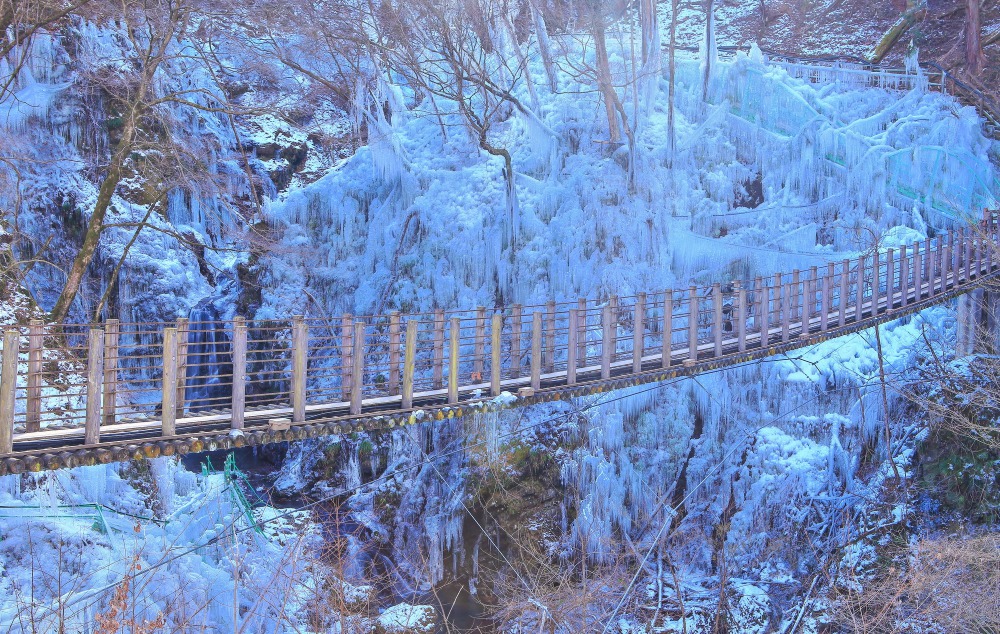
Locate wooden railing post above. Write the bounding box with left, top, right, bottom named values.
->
left=341, top=313, right=353, bottom=400
left=963, top=227, right=972, bottom=282
left=839, top=260, right=849, bottom=326
left=609, top=295, right=619, bottom=362
left=972, top=226, right=978, bottom=279
left=924, top=237, right=932, bottom=297
left=791, top=270, right=800, bottom=321
left=601, top=306, right=613, bottom=378
left=567, top=308, right=578, bottom=384
left=102, top=319, right=118, bottom=426
left=939, top=232, right=947, bottom=289
left=821, top=265, right=832, bottom=332
left=402, top=320, right=417, bottom=409
left=805, top=266, right=817, bottom=331
left=900, top=244, right=909, bottom=308
left=959, top=226, right=967, bottom=282
left=511, top=304, right=523, bottom=377
left=232, top=317, right=247, bottom=429
left=27, top=320, right=43, bottom=432
left=781, top=281, right=791, bottom=342
left=736, top=281, right=747, bottom=352
left=85, top=328, right=105, bottom=444
left=772, top=272, right=782, bottom=339
left=913, top=242, right=923, bottom=301
left=474, top=307, right=486, bottom=381
left=753, top=277, right=762, bottom=334
left=577, top=298, right=587, bottom=367
left=884, top=248, right=894, bottom=312
left=855, top=256, right=864, bottom=322
left=544, top=301, right=556, bottom=373
left=985, top=210, right=994, bottom=273
left=712, top=283, right=723, bottom=356
left=662, top=290, right=673, bottom=368
left=175, top=317, right=188, bottom=419
left=944, top=231, right=958, bottom=288
left=946, top=230, right=955, bottom=287
left=633, top=293, right=646, bottom=373
left=531, top=312, right=543, bottom=389
left=292, top=315, right=307, bottom=422
left=432, top=309, right=445, bottom=389
left=973, top=225, right=985, bottom=279
left=687, top=287, right=698, bottom=364
left=873, top=249, right=883, bottom=315
left=161, top=327, right=178, bottom=437
left=0, top=329, right=19, bottom=453
left=448, top=317, right=460, bottom=404
left=933, top=234, right=943, bottom=293
left=760, top=284, right=770, bottom=348
left=491, top=313, right=502, bottom=396
left=351, top=320, right=365, bottom=413
left=970, top=224, right=978, bottom=279
left=389, top=312, right=401, bottom=395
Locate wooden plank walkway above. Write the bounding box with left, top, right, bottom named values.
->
left=0, top=213, right=997, bottom=472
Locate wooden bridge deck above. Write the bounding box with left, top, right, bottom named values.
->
left=0, top=216, right=997, bottom=472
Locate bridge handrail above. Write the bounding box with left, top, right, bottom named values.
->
left=0, top=212, right=997, bottom=459
left=1, top=52, right=999, bottom=466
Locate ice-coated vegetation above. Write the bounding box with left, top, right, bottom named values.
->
left=1, top=0, right=999, bottom=631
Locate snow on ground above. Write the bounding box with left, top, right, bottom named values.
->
left=0, top=459, right=313, bottom=631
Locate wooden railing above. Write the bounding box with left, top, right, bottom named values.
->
left=1, top=51, right=999, bottom=469
left=0, top=212, right=997, bottom=460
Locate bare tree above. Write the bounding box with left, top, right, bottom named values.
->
left=667, top=0, right=680, bottom=164
left=527, top=0, right=559, bottom=93
left=702, top=0, right=715, bottom=103
left=966, top=0, right=986, bottom=75
left=364, top=0, right=559, bottom=295
left=45, top=0, right=252, bottom=323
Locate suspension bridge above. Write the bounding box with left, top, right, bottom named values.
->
left=0, top=52, right=998, bottom=473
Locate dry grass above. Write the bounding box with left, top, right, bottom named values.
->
left=833, top=533, right=1000, bottom=633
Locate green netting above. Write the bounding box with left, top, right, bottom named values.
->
left=202, top=453, right=263, bottom=534
left=717, top=66, right=820, bottom=138
left=0, top=503, right=163, bottom=533
left=0, top=453, right=264, bottom=536
left=887, top=146, right=1000, bottom=221
left=717, top=60, right=999, bottom=219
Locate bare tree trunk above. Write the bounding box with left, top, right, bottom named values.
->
left=966, top=0, right=985, bottom=75
left=50, top=116, right=137, bottom=323
left=591, top=12, right=621, bottom=144
left=668, top=0, right=679, bottom=163
left=640, top=0, right=657, bottom=65
left=867, top=0, right=927, bottom=64
left=528, top=0, right=558, bottom=93
left=500, top=11, right=540, bottom=112
left=875, top=325, right=903, bottom=481
left=639, top=0, right=661, bottom=116
left=702, top=0, right=716, bottom=103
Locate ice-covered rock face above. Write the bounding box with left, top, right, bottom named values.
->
left=252, top=44, right=995, bottom=625
left=0, top=19, right=350, bottom=325
left=260, top=50, right=998, bottom=319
